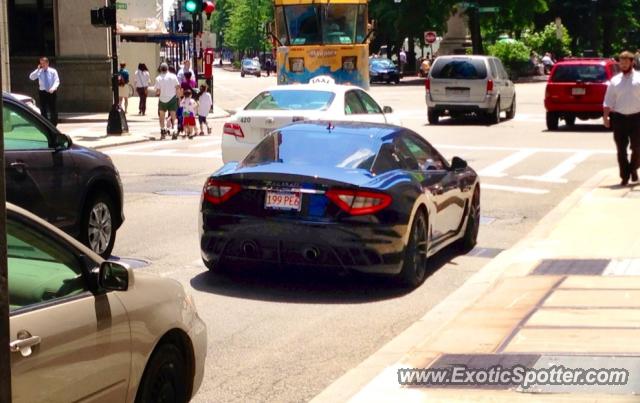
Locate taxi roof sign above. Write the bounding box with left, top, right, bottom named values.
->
left=309, top=75, right=336, bottom=85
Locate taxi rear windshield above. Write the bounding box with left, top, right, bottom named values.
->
left=430, top=58, right=488, bottom=79
left=245, top=90, right=335, bottom=111
left=241, top=131, right=379, bottom=171
left=551, top=65, right=607, bottom=83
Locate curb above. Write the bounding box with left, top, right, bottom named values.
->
left=74, top=136, right=151, bottom=151
left=311, top=168, right=615, bottom=403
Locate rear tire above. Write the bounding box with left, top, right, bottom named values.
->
left=427, top=108, right=439, bottom=125
left=204, top=259, right=227, bottom=274
left=506, top=95, right=516, bottom=120
left=565, top=115, right=576, bottom=127
left=80, top=192, right=117, bottom=259
left=398, top=212, right=429, bottom=288
left=135, top=343, right=188, bottom=403
left=458, top=187, right=480, bottom=253
left=546, top=112, right=559, bottom=131
left=486, top=99, right=501, bottom=125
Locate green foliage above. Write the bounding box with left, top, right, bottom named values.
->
left=214, top=0, right=272, bottom=53
left=488, top=40, right=531, bottom=77
left=522, top=23, right=572, bottom=58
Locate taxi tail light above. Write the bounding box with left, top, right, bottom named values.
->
left=425, top=78, right=431, bottom=92
left=223, top=122, right=244, bottom=138
left=203, top=178, right=241, bottom=204
left=486, top=79, right=494, bottom=93
left=326, top=189, right=392, bottom=216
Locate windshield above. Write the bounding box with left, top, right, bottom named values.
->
left=371, top=59, right=395, bottom=68
left=241, top=131, right=379, bottom=170
left=243, top=59, right=258, bottom=67
left=430, top=58, right=488, bottom=79
left=245, top=90, right=335, bottom=111
left=551, top=65, right=607, bottom=83
left=277, top=4, right=367, bottom=46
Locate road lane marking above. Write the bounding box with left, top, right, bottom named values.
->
left=518, top=151, right=593, bottom=183
left=436, top=144, right=614, bottom=154
left=106, top=150, right=222, bottom=158
left=479, top=150, right=536, bottom=177
left=482, top=183, right=549, bottom=194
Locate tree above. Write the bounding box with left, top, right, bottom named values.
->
left=219, top=0, right=272, bottom=55
left=522, top=22, right=571, bottom=58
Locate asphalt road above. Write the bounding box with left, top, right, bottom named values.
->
left=105, top=68, right=616, bottom=402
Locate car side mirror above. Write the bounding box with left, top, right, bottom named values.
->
left=98, top=261, right=132, bottom=292
left=55, top=133, right=71, bottom=150
left=383, top=106, right=393, bottom=114
left=450, top=156, right=467, bottom=171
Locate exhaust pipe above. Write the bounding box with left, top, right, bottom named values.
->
left=242, top=241, right=258, bottom=257
left=303, top=246, right=320, bottom=261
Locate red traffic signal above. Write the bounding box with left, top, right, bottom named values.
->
left=204, top=1, right=215, bottom=19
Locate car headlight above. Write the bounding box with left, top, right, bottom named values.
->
left=290, top=58, right=305, bottom=73
left=342, top=56, right=356, bottom=72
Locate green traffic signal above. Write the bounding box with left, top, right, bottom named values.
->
left=184, top=0, right=201, bottom=13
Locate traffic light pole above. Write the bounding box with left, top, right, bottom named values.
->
left=106, top=0, right=128, bottom=135
left=192, top=12, right=198, bottom=79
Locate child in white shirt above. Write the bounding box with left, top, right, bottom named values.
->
left=197, top=84, right=213, bottom=136
left=180, top=89, right=198, bottom=139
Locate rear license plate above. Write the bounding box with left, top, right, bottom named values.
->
left=572, top=87, right=586, bottom=96
left=383, top=74, right=389, bottom=79
left=265, top=191, right=301, bottom=211
left=446, top=88, right=469, bottom=96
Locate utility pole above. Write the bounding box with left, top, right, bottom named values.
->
left=0, top=32, right=12, bottom=403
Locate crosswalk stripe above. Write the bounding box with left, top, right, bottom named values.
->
left=482, top=183, right=549, bottom=195
left=518, top=151, right=592, bottom=183
left=478, top=150, right=536, bottom=177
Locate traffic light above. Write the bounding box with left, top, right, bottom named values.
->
left=184, top=0, right=202, bottom=14
left=204, top=1, right=216, bottom=20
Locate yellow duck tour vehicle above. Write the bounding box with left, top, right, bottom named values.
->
left=271, top=0, right=372, bottom=89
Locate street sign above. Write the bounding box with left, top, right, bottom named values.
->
left=424, top=31, right=437, bottom=44
left=478, top=7, right=499, bottom=12
left=115, top=2, right=127, bottom=10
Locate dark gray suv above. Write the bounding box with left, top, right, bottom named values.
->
left=2, top=92, right=124, bottom=258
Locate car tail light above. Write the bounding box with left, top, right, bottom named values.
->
left=223, top=122, right=244, bottom=138
left=326, top=189, right=392, bottom=216
left=202, top=178, right=241, bottom=204
left=425, top=78, right=431, bottom=92
left=486, top=79, right=494, bottom=93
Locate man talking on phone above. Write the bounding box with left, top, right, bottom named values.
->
left=603, top=51, right=640, bottom=186
left=29, top=56, right=60, bottom=126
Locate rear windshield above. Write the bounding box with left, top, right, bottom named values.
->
left=242, top=60, right=258, bottom=66
left=551, top=65, right=607, bottom=83
left=245, top=90, right=335, bottom=111
left=240, top=131, right=379, bottom=171
left=430, top=58, right=487, bottom=79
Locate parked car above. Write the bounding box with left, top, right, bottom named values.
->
left=11, top=93, right=41, bottom=114
left=221, top=84, right=401, bottom=162
left=202, top=121, right=480, bottom=288
left=7, top=203, right=206, bottom=403
left=544, top=58, right=619, bottom=130
left=3, top=92, right=124, bottom=258
left=425, top=55, right=516, bottom=125
left=369, top=58, right=401, bottom=84
left=241, top=58, right=261, bottom=78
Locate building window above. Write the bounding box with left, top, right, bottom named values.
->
left=8, top=0, right=56, bottom=57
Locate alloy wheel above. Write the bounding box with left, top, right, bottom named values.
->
left=88, top=202, right=112, bottom=255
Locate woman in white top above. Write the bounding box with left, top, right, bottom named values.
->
left=134, top=63, right=151, bottom=115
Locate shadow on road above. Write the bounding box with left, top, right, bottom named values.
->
left=543, top=124, right=610, bottom=134
left=189, top=245, right=462, bottom=304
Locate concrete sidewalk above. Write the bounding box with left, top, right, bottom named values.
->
left=313, top=168, right=640, bottom=402
left=57, top=96, right=229, bottom=149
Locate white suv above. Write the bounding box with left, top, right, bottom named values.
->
left=425, top=55, right=516, bottom=125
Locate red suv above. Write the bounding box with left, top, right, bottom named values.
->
left=544, top=58, right=619, bottom=130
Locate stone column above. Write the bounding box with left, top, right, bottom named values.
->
left=438, top=8, right=471, bottom=56
left=0, top=0, right=10, bottom=91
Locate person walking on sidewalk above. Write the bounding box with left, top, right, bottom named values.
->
left=118, top=63, right=130, bottom=114
left=155, top=63, right=181, bottom=140
left=134, top=63, right=150, bottom=115
left=603, top=51, right=640, bottom=186
left=29, top=56, right=60, bottom=126
left=197, top=83, right=212, bottom=136
left=177, top=60, right=194, bottom=84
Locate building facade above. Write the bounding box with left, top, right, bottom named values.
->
left=7, top=0, right=113, bottom=112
